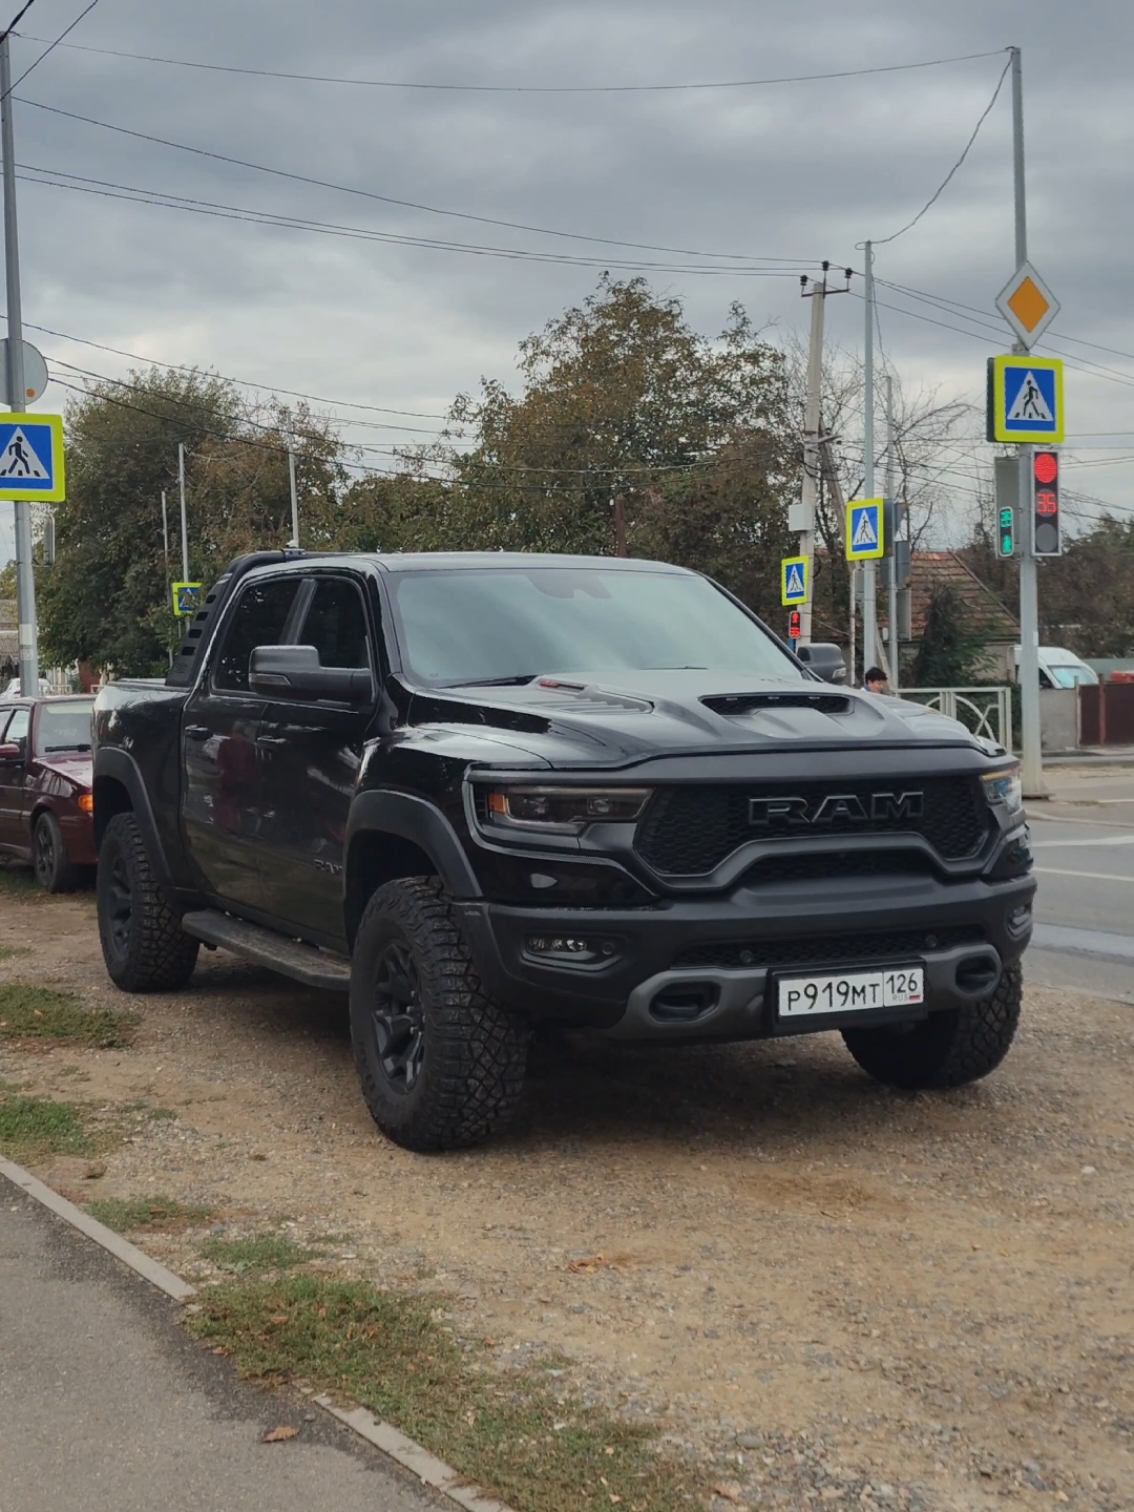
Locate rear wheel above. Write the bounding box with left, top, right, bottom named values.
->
left=842, top=965, right=1022, bottom=1090
left=33, top=811, right=76, bottom=893
left=97, top=812, right=199, bottom=992
left=350, top=878, right=528, bottom=1152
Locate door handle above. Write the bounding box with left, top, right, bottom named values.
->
left=256, top=735, right=288, bottom=747
left=184, top=725, right=210, bottom=741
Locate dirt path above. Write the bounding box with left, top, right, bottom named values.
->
left=1, top=884, right=1131, bottom=1511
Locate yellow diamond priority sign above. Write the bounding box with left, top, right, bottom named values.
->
left=996, top=261, right=1059, bottom=350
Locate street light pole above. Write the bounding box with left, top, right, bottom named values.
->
left=862, top=242, right=876, bottom=682
left=0, top=27, right=37, bottom=693
left=288, top=447, right=300, bottom=548
left=178, top=443, right=189, bottom=582
left=1010, top=46, right=1044, bottom=796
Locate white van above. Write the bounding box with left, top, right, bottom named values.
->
left=1013, top=646, right=1099, bottom=690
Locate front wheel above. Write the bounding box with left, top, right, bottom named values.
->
left=33, top=811, right=76, bottom=893
left=350, top=878, right=529, bottom=1152
left=842, top=965, right=1022, bottom=1090
left=97, top=812, right=199, bottom=992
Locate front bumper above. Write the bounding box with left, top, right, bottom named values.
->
left=455, top=869, right=1035, bottom=1039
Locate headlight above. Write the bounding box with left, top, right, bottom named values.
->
left=481, top=786, right=651, bottom=834
left=982, top=765, right=1023, bottom=814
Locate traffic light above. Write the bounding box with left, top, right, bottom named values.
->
left=1033, top=450, right=1062, bottom=556
left=787, top=609, right=802, bottom=640
left=993, top=455, right=1019, bottom=558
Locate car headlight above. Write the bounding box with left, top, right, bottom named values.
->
left=480, top=786, right=651, bottom=834
left=982, top=765, right=1023, bottom=815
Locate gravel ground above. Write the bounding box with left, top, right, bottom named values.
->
left=1, top=883, right=1131, bottom=1512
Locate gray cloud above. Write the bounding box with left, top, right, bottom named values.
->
left=2, top=0, right=1132, bottom=565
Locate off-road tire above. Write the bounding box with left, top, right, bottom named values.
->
left=350, top=878, right=529, bottom=1152
left=33, top=811, right=76, bottom=893
left=842, top=964, right=1022, bottom=1090
left=97, top=812, right=199, bottom=992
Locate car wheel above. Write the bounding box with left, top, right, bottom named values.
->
left=842, top=964, right=1022, bottom=1090
left=97, top=812, right=199, bottom=992
left=33, top=811, right=76, bottom=893
left=350, top=877, right=529, bottom=1152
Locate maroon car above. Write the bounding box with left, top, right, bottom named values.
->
left=0, top=695, right=97, bottom=891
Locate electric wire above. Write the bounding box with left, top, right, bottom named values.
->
left=4, top=0, right=99, bottom=97
left=10, top=36, right=1010, bottom=93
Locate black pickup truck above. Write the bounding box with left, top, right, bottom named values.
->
left=92, top=550, right=1034, bottom=1151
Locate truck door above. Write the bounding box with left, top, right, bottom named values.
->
left=256, top=573, right=377, bottom=944
left=181, top=575, right=303, bottom=911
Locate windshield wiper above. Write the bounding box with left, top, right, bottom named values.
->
left=442, top=675, right=539, bottom=690
left=44, top=743, right=92, bottom=753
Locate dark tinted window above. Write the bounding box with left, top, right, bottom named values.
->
left=300, top=579, right=370, bottom=669
left=214, top=579, right=300, bottom=692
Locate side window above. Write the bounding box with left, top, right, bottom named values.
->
left=299, top=579, right=371, bottom=669
left=6, top=708, right=29, bottom=747
left=213, top=579, right=301, bottom=693
left=0, top=709, right=10, bottom=741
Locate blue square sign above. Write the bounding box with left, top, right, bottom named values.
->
left=988, top=356, right=1064, bottom=444
left=0, top=413, right=65, bottom=500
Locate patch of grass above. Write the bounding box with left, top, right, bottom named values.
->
left=0, top=984, right=138, bottom=1048
left=88, top=1195, right=214, bottom=1233
left=200, top=1234, right=314, bottom=1274
left=0, top=864, right=41, bottom=901
left=185, top=1276, right=696, bottom=1512
left=0, top=944, right=30, bottom=960
left=0, top=1091, right=92, bottom=1157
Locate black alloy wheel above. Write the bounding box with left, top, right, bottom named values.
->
left=96, top=812, right=199, bottom=992
left=104, top=846, right=133, bottom=960
left=369, top=940, right=426, bottom=1094
left=32, top=811, right=74, bottom=893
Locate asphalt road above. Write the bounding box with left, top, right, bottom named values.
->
left=0, top=1186, right=446, bottom=1512
left=1026, top=768, right=1134, bottom=1003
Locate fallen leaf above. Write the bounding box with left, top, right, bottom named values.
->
left=263, top=1425, right=301, bottom=1443
left=269, top=1314, right=290, bottom=1325
left=83, top=1162, right=107, bottom=1180
left=569, top=1254, right=605, bottom=1274
left=712, top=1482, right=743, bottom=1504
left=211, top=1346, right=229, bottom=1356
left=33, top=1008, right=44, bottom=1018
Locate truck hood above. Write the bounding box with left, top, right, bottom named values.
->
left=405, top=671, right=983, bottom=768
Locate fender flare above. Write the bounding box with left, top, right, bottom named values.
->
left=345, top=791, right=482, bottom=900
left=92, top=747, right=174, bottom=886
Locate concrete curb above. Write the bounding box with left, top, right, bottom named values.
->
left=0, top=1156, right=520, bottom=1512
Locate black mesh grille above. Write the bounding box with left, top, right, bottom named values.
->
left=673, top=924, right=986, bottom=971
left=635, top=777, right=988, bottom=875
left=740, top=850, right=934, bottom=886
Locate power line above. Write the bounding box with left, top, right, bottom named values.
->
left=872, top=57, right=1012, bottom=246
left=1, top=1, right=40, bottom=43
left=15, top=163, right=813, bottom=276
left=5, top=0, right=99, bottom=97
left=17, top=95, right=822, bottom=264
left=11, top=36, right=1009, bottom=93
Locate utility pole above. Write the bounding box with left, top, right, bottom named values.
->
left=612, top=494, right=627, bottom=558
left=1, top=25, right=37, bottom=694
left=288, top=447, right=300, bottom=548
left=178, top=442, right=189, bottom=582
left=862, top=241, right=877, bottom=680
left=885, top=375, right=898, bottom=691
left=797, top=263, right=851, bottom=645
left=1010, top=47, right=1044, bottom=796
left=161, top=490, right=170, bottom=569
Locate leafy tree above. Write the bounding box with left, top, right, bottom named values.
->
left=909, top=582, right=993, bottom=687
left=39, top=371, right=343, bottom=676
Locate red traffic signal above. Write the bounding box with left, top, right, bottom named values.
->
left=788, top=610, right=802, bottom=639
left=1033, top=450, right=1061, bottom=556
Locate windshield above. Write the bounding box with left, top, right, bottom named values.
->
left=35, top=700, right=94, bottom=753
left=1047, top=664, right=1098, bottom=689
left=385, top=567, right=803, bottom=687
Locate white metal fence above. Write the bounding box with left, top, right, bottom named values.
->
left=900, top=686, right=1014, bottom=752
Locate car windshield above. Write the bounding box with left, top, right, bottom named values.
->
left=1047, top=664, right=1097, bottom=689
left=385, top=567, right=803, bottom=687
left=35, top=700, right=95, bottom=753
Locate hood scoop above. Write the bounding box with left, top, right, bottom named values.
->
left=533, top=678, right=652, bottom=713
left=702, top=691, right=851, bottom=718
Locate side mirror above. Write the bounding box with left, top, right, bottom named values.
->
left=794, top=643, right=848, bottom=685
left=249, top=644, right=373, bottom=704
left=0, top=741, right=22, bottom=762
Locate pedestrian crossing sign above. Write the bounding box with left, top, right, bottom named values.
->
left=0, top=412, right=65, bottom=501
left=172, top=581, right=203, bottom=618
left=845, top=498, right=885, bottom=561
left=987, top=355, right=1064, bottom=444
left=781, top=555, right=809, bottom=606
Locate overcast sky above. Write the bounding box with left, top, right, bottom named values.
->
left=2, top=0, right=1132, bottom=568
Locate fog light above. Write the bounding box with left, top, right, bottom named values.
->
left=525, top=936, right=617, bottom=964
left=1007, top=903, right=1033, bottom=936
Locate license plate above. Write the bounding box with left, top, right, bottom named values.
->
left=777, top=965, right=924, bottom=1019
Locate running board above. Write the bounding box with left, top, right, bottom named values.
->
left=180, top=910, right=351, bottom=992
